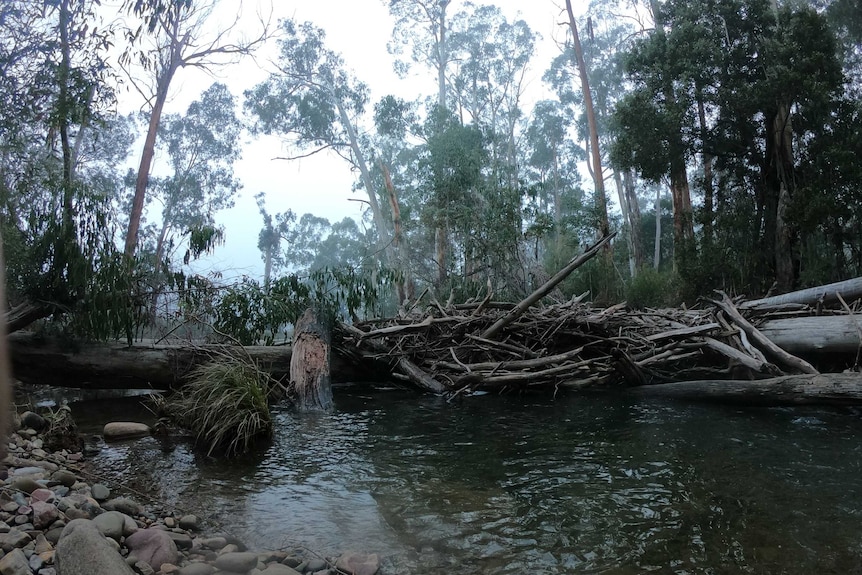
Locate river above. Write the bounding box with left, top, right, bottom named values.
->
left=39, top=386, right=862, bottom=574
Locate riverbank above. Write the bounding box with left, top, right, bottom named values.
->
left=0, top=410, right=380, bottom=575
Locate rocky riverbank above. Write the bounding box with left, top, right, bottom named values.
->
left=0, top=410, right=380, bottom=575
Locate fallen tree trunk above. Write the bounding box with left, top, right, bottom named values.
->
left=9, top=333, right=385, bottom=390
left=6, top=301, right=53, bottom=334
left=740, top=276, right=862, bottom=309
left=633, top=373, right=862, bottom=406
left=759, top=315, right=862, bottom=355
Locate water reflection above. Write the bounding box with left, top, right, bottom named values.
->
left=82, top=389, right=862, bottom=574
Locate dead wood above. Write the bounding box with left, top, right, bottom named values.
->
left=290, top=308, right=333, bottom=411
left=740, top=276, right=862, bottom=310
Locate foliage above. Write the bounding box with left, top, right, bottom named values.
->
left=625, top=268, right=679, bottom=310
left=158, top=359, right=274, bottom=456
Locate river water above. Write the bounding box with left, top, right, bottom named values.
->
left=55, top=387, right=862, bottom=574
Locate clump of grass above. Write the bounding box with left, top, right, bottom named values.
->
left=160, top=358, right=274, bottom=456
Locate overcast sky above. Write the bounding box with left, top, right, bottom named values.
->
left=127, top=0, right=576, bottom=280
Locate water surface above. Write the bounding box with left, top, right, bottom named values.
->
left=68, top=388, right=862, bottom=574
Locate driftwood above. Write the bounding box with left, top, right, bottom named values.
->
left=633, top=373, right=862, bottom=406
left=290, top=308, right=333, bottom=411
left=759, top=315, right=862, bottom=355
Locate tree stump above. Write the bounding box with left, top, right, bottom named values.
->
left=290, top=308, right=333, bottom=411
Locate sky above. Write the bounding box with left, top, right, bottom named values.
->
left=123, top=0, right=578, bottom=280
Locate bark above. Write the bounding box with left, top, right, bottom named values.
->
left=379, top=161, right=408, bottom=302
left=634, top=373, right=862, bottom=406
left=623, top=169, right=643, bottom=271
left=565, top=0, right=610, bottom=242
left=654, top=185, right=661, bottom=269
left=5, top=302, right=53, bottom=334
left=759, top=316, right=862, bottom=356
left=696, top=90, right=714, bottom=243
left=613, top=170, right=636, bottom=277
left=290, top=308, right=333, bottom=411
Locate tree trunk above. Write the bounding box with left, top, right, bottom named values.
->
left=696, top=91, right=714, bottom=244
left=759, top=316, right=862, bottom=355
left=634, top=373, right=862, bottom=406
left=740, top=276, right=862, bottom=309
left=623, top=169, right=643, bottom=271
left=289, top=308, right=333, bottom=411
left=565, top=0, right=610, bottom=243
left=654, top=185, right=662, bottom=269
left=613, top=170, right=637, bottom=277
left=380, top=161, right=408, bottom=302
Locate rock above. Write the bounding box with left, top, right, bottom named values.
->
left=101, top=497, right=142, bottom=516
left=29, top=552, right=44, bottom=572
left=0, top=529, right=31, bottom=552
left=92, top=511, right=127, bottom=541
left=160, top=564, right=180, bottom=574
left=260, top=565, right=301, bottom=575
left=10, top=476, right=41, bottom=494
left=0, top=548, right=30, bottom=575
left=20, top=411, right=47, bottom=432
left=219, top=543, right=240, bottom=554
left=124, top=528, right=179, bottom=571
left=165, top=532, right=193, bottom=550
left=44, top=528, right=63, bottom=545
left=90, top=484, right=110, bottom=501
left=177, top=564, right=214, bottom=575
left=335, top=552, right=379, bottom=575
left=214, top=552, right=259, bottom=573
left=123, top=514, right=139, bottom=537
left=30, top=488, right=55, bottom=503
left=31, top=501, right=60, bottom=529
left=134, top=561, right=155, bottom=575
left=50, top=470, right=77, bottom=488
left=103, top=422, right=151, bottom=441
left=55, top=519, right=136, bottom=575
left=178, top=514, right=199, bottom=531
left=34, top=534, right=52, bottom=553
left=304, top=559, right=327, bottom=572
left=197, top=536, right=227, bottom=550
left=163, top=517, right=175, bottom=528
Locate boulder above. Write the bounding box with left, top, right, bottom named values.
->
left=50, top=470, right=77, bottom=488
left=10, top=476, right=41, bottom=494
left=55, top=519, right=136, bottom=575
left=31, top=500, right=60, bottom=529
left=166, top=531, right=193, bottom=550
left=20, top=411, right=47, bottom=431
left=92, top=511, right=127, bottom=541
left=101, top=497, right=142, bottom=516
left=90, top=483, right=110, bottom=501
left=0, top=548, right=30, bottom=575
left=213, top=552, right=259, bottom=573
left=335, top=551, right=380, bottom=575
left=0, top=529, right=31, bottom=552
left=103, top=422, right=151, bottom=441
left=124, top=528, right=179, bottom=571
left=178, top=514, right=200, bottom=531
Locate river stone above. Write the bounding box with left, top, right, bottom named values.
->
left=29, top=552, right=44, bottom=572
left=166, top=532, right=193, bottom=550
left=90, top=483, right=110, bottom=501
left=30, top=488, right=55, bottom=503
left=214, top=552, right=259, bottom=573
left=50, top=470, right=77, bottom=489
left=55, top=519, right=136, bottom=575
left=0, top=548, right=30, bottom=575
left=335, top=551, right=379, bottom=575
left=178, top=514, right=199, bottom=531
left=21, top=411, right=47, bottom=432
left=177, top=565, right=214, bottom=575
left=124, top=528, right=179, bottom=571
left=101, top=497, right=142, bottom=516
left=198, top=536, right=227, bottom=550
left=304, top=559, right=327, bottom=572
left=32, top=500, right=60, bottom=529
left=134, top=561, right=156, bottom=575
left=260, top=565, right=301, bottom=575
left=92, top=511, right=126, bottom=541
left=103, top=422, right=151, bottom=441
left=34, top=533, right=52, bottom=554
left=0, top=529, right=31, bottom=552
left=10, top=476, right=41, bottom=494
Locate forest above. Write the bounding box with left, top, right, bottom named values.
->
left=2, top=0, right=862, bottom=377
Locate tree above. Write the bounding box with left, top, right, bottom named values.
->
left=244, top=19, right=392, bottom=265
left=122, top=0, right=269, bottom=256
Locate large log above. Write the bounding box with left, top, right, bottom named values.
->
left=9, top=333, right=382, bottom=390
left=759, top=315, right=862, bottom=355
left=740, top=276, right=862, bottom=309
left=633, top=373, right=862, bottom=405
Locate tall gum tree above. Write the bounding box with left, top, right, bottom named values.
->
left=121, top=0, right=269, bottom=256
left=243, top=19, right=393, bottom=267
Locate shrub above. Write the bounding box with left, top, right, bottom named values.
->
left=626, top=268, right=679, bottom=309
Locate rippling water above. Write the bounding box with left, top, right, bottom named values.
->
left=71, top=387, right=862, bottom=574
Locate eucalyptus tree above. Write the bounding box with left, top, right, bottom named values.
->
left=244, top=19, right=392, bottom=266
left=121, top=0, right=269, bottom=257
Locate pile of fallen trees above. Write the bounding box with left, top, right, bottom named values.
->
left=8, top=234, right=862, bottom=405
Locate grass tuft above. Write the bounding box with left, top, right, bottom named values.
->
left=160, top=358, right=274, bottom=456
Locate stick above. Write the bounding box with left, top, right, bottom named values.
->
left=481, top=232, right=616, bottom=340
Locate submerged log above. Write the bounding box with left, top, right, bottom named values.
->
left=633, top=373, right=862, bottom=406
left=290, top=308, right=333, bottom=411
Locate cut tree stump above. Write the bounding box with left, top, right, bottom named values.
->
left=290, top=308, right=333, bottom=411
